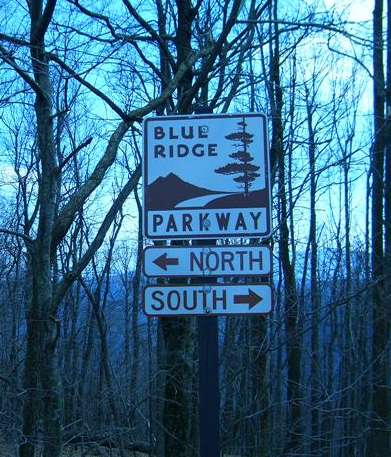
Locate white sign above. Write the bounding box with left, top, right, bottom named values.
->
left=144, top=284, right=272, bottom=316
left=143, top=245, right=271, bottom=277
left=143, top=113, right=271, bottom=239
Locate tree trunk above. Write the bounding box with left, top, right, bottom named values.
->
left=161, top=318, right=193, bottom=457
left=305, top=84, right=319, bottom=454
left=369, top=0, right=389, bottom=455
left=268, top=1, right=300, bottom=453
left=20, top=290, right=42, bottom=457
left=159, top=3, right=195, bottom=456
left=21, top=1, right=61, bottom=454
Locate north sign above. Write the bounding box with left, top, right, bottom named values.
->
left=144, top=284, right=272, bottom=317
left=143, top=113, right=271, bottom=240
left=143, top=245, right=271, bottom=278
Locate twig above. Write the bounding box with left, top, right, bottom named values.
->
left=0, top=228, right=33, bottom=245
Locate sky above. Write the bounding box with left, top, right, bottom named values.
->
left=323, top=0, right=372, bottom=22
left=0, top=0, right=375, bottom=250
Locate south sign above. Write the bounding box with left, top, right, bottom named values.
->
left=143, top=113, right=271, bottom=240
left=144, top=284, right=272, bottom=317
left=143, top=245, right=271, bottom=278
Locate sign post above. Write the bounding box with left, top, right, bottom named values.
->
left=193, top=237, right=220, bottom=457
left=198, top=285, right=219, bottom=457
left=142, top=112, right=272, bottom=457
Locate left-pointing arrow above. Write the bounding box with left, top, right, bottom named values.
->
left=233, top=289, right=263, bottom=309
left=153, top=253, right=179, bottom=271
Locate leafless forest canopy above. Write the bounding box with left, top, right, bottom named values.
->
left=0, top=0, right=389, bottom=456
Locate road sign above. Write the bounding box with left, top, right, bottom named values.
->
left=143, top=113, right=271, bottom=239
left=144, top=284, right=272, bottom=317
left=143, top=245, right=271, bottom=277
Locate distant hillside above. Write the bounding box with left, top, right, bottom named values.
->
left=146, top=173, right=221, bottom=210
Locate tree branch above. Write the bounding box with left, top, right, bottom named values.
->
left=179, top=0, right=243, bottom=111
left=51, top=121, right=129, bottom=249
left=52, top=166, right=141, bottom=312
left=59, top=136, right=93, bottom=170
left=70, top=0, right=121, bottom=39
left=51, top=45, right=207, bottom=250
left=121, top=0, right=176, bottom=70
left=327, top=38, right=372, bottom=77
left=0, top=45, right=45, bottom=97
left=237, top=19, right=372, bottom=47
left=47, top=52, right=130, bottom=121
left=31, top=0, right=58, bottom=44
left=0, top=228, right=34, bottom=245
left=0, top=33, right=30, bottom=47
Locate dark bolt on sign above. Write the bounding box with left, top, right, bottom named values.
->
left=143, top=113, right=271, bottom=240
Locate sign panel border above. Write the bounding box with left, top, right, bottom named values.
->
left=143, top=282, right=273, bottom=318
left=143, top=112, right=271, bottom=240
left=143, top=245, right=272, bottom=278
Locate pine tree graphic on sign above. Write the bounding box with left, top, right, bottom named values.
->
left=215, top=117, right=260, bottom=197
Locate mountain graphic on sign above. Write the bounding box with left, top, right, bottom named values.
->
left=146, top=173, right=267, bottom=210
left=146, top=173, right=227, bottom=210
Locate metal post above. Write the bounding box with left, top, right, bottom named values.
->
left=193, top=105, right=219, bottom=457
left=191, top=238, right=220, bottom=457
left=198, top=313, right=220, bottom=457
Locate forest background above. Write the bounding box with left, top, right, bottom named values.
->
left=0, top=0, right=390, bottom=456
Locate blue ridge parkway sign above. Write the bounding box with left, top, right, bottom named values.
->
left=143, top=113, right=271, bottom=240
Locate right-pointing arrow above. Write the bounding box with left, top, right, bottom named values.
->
left=153, top=253, right=179, bottom=271
left=234, top=289, right=263, bottom=309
